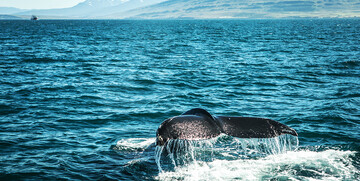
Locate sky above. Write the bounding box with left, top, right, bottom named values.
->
left=0, top=0, right=86, bottom=9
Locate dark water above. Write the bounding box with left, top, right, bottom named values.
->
left=0, top=19, right=359, bottom=180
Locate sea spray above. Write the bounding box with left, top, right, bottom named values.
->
left=155, top=134, right=299, bottom=171
left=114, top=138, right=156, bottom=152
left=156, top=150, right=358, bottom=181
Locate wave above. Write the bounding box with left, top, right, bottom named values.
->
left=22, top=58, right=70, bottom=63
left=156, top=149, right=358, bottom=181
left=21, top=57, right=87, bottom=63
left=113, top=137, right=358, bottom=180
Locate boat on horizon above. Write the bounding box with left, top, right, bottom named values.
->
left=31, top=15, right=38, bottom=21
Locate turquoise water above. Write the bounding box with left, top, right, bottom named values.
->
left=0, top=19, right=359, bottom=180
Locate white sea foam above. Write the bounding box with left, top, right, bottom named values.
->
left=113, top=137, right=358, bottom=180
left=115, top=137, right=155, bottom=150
left=156, top=149, right=358, bottom=181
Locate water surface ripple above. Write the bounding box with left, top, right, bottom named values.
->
left=0, top=19, right=359, bottom=180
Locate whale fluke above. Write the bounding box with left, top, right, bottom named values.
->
left=156, top=114, right=221, bottom=146
left=216, top=116, right=298, bottom=138
left=156, top=108, right=298, bottom=146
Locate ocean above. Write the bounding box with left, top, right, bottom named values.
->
left=0, top=19, right=359, bottom=180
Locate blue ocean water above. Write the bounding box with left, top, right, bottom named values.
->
left=0, top=19, right=359, bottom=180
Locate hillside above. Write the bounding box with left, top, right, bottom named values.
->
left=2, top=0, right=360, bottom=19
left=110, top=0, right=360, bottom=19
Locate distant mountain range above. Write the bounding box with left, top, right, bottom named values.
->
left=1, top=0, right=359, bottom=19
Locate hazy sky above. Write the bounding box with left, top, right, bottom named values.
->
left=0, top=0, right=86, bottom=9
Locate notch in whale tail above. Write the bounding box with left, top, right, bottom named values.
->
left=181, top=108, right=215, bottom=120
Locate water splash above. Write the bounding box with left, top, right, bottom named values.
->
left=113, top=138, right=155, bottom=152
left=156, top=149, right=358, bottom=181
left=155, top=134, right=299, bottom=171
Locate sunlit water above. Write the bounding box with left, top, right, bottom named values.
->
left=0, top=19, right=359, bottom=180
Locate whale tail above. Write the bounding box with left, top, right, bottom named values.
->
left=156, top=108, right=298, bottom=146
